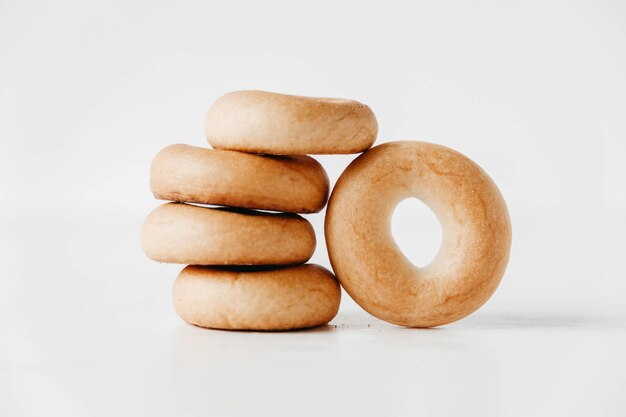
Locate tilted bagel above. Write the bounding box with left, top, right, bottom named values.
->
left=325, top=141, right=511, bottom=327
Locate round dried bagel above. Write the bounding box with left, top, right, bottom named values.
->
left=205, top=90, right=378, bottom=155
left=150, top=144, right=329, bottom=213
left=141, top=203, right=315, bottom=265
left=173, top=264, right=341, bottom=331
left=325, top=141, right=511, bottom=327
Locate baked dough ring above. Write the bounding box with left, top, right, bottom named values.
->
left=205, top=90, right=378, bottom=155
left=325, top=141, right=511, bottom=327
left=173, top=264, right=341, bottom=331
left=150, top=144, right=329, bottom=213
left=141, top=203, right=315, bottom=265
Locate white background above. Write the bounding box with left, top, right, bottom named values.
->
left=1, top=1, right=626, bottom=416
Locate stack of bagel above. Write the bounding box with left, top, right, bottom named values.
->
left=141, top=90, right=378, bottom=331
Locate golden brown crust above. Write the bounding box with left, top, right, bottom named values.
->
left=325, top=141, right=511, bottom=327
left=205, top=90, right=378, bottom=155
left=150, top=144, right=329, bottom=213
left=173, top=264, right=341, bottom=331
left=141, top=203, right=315, bottom=265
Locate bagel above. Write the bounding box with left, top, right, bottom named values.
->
left=173, top=264, right=341, bottom=331
left=325, top=141, right=511, bottom=327
left=205, top=90, right=378, bottom=155
left=141, top=203, right=315, bottom=265
left=150, top=144, right=329, bottom=213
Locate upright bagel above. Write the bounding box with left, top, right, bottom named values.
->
left=325, top=141, right=511, bottom=327
left=150, top=144, right=329, bottom=213
left=173, top=264, right=341, bottom=331
left=205, top=90, right=378, bottom=155
left=141, top=203, right=315, bottom=265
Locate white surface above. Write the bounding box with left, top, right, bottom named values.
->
left=2, top=0, right=626, bottom=416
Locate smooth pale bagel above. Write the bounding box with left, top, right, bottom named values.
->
left=150, top=144, right=329, bottom=213
left=325, top=141, right=512, bottom=327
left=205, top=90, right=378, bottom=155
left=141, top=203, right=315, bottom=265
left=173, top=264, right=341, bottom=331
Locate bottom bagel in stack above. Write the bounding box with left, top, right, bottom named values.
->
left=174, top=265, right=340, bottom=331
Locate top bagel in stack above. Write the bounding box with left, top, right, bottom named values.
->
left=205, top=90, right=378, bottom=155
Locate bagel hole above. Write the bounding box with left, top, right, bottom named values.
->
left=391, top=198, right=443, bottom=268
